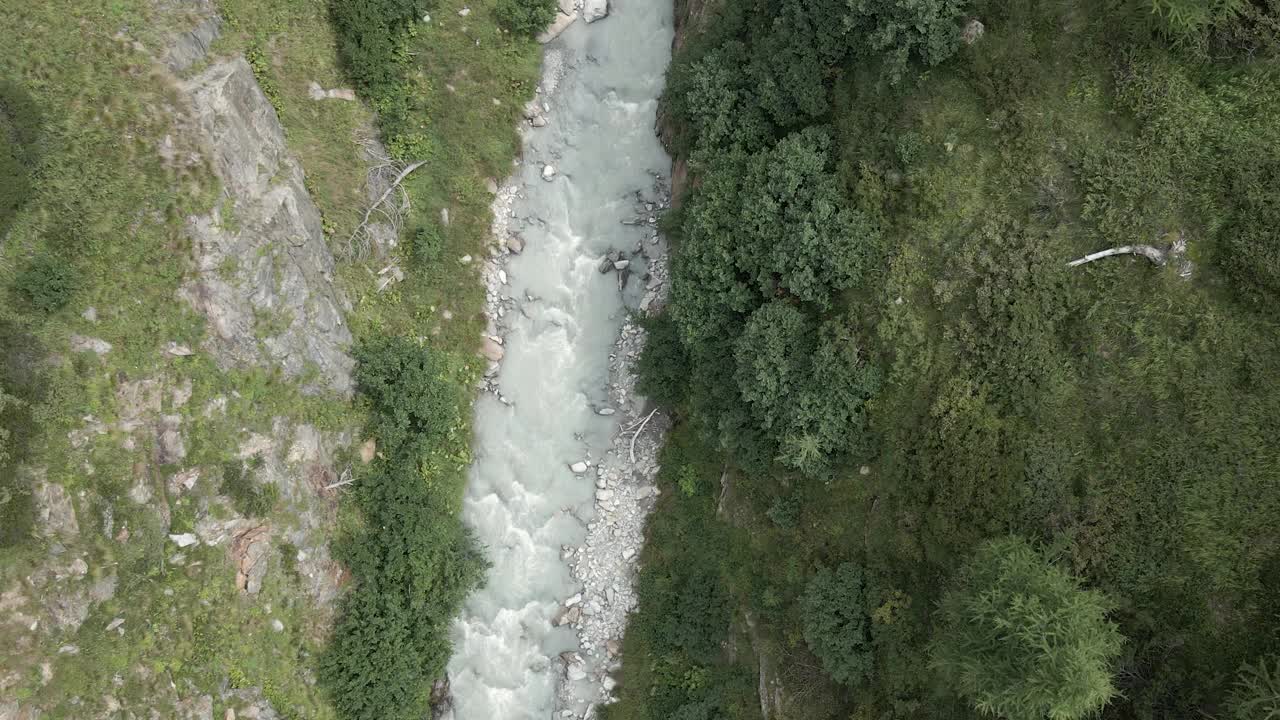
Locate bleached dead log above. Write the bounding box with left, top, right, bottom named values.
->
left=1067, top=244, right=1167, bottom=268
left=1067, top=232, right=1194, bottom=278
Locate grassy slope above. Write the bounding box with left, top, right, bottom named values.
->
left=611, top=1, right=1280, bottom=719
left=0, top=0, right=538, bottom=716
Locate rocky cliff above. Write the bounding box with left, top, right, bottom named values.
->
left=178, top=58, right=355, bottom=396
left=0, top=7, right=357, bottom=717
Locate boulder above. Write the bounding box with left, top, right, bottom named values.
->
left=157, top=415, right=187, bottom=464
left=963, top=18, right=985, bottom=44
left=583, top=0, right=608, bottom=23
left=480, top=338, right=505, bottom=362
left=69, top=335, right=112, bottom=355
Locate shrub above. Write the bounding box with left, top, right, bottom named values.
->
left=930, top=536, right=1125, bottom=720
left=408, top=223, right=443, bottom=267
left=329, top=0, right=428, bottom=94
left=494, top=0, right=557, bottom=36
left=219, top=459, right=279, bottom=517
left=766, top=492, right=799, bottom=528
left=349, top=336, right=468, bottom=461
left=328, top=0, right=430, bottom=148
left=801, top=563, right=874, bottom=686
left=15, top=253, right=75, bottom=312
left=1141, top=0, right=1250, bottom=43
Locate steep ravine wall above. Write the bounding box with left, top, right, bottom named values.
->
left=0, top=10, right=354, bottom=717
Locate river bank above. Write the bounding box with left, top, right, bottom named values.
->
left=442, top=3, right=675, bottom=718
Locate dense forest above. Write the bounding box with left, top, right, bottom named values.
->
left=610, top=1, right=1280, bottom=719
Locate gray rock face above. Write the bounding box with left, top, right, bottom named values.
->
left=178, top=59, right=354, bottom=396
left=165, top=13, right=222, bottom=73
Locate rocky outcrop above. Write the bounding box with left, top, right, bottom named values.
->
left=178, top=59, right=354, bottom=396
left=657, top=0, right=723, bottom=203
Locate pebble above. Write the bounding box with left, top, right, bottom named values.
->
left=542, top=165, right=557, bottom=181
left=570, top=461, right=588, bottom=474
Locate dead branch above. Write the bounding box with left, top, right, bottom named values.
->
left=324, top=469, right=355, bottom=490
left=347, top=159, right=426, bottom=257
left=628, top=407, right=659, bottom=463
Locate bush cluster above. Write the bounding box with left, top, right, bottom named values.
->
left=494, top=0, right=556, bottom=36
left=14, top=253, right=75, bottom=313
left=801, top=563, right=874, bottom=686
left=320, top=338, right=484, bottom=719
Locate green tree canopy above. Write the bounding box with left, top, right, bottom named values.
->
left=845, top=0, right=967, bottom=83
left=669, top=127, right=879, bottom=345
left=931, top=536, right=1125, bottom=720
left=801, top=562, right=874, bottom=686
left=733, top=303, right=880, bottom=475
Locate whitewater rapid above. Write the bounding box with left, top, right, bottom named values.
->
left=445, top=3, right=674, bottom=719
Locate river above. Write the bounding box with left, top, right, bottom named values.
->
left=445, top=2, right=674, bottom=718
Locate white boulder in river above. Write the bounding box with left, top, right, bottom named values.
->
left=583, top=0, right=609, bottom=22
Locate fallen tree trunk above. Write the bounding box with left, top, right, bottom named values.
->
left=346, top=159, right=427, bottom=257
left=1067, top=244, right=1167, bottom=268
